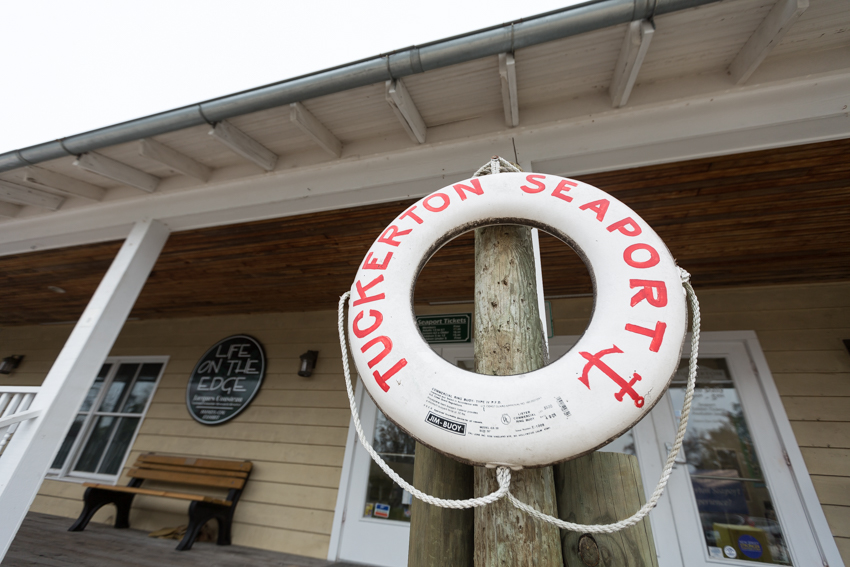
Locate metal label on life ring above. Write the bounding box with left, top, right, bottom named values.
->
left=347, top=173, right=687, bottom=468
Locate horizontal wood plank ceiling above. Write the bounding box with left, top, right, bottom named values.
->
left=2, top=138, right=848, bottom=326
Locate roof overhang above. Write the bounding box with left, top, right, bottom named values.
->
left=0, top=0, right=847, bottom=256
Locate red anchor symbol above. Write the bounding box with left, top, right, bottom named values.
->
left=578, top=345, right=645, bottom=408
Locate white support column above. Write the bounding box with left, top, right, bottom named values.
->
left=0, top=219, right=169, bottom=561
left=610, top=20, right=655, bottom=108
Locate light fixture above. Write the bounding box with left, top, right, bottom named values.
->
left=48, top=286, right=66, bottom=294
left=298, top=351, right=318, bottom=377
left=0, top=355, right=24, bottom=375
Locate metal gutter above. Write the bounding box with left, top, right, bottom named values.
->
left=0, top=0, right=723, bottom=174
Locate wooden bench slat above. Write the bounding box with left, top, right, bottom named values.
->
left=83, top=483, right=232, bottom=507
left=137, top=454, right=251, bottom=472
left=128, top=467, right=246, bottom=489
left=133, top=462, right=249, bottom=479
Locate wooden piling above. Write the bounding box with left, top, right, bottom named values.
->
left=555, top=452, right=658, bottom=567
left=473, top=224, right=563, bottom=567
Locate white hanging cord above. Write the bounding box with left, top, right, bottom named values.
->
left=336, top=268, right=699, bottom=529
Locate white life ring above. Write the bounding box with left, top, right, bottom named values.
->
left=348, top=172, right=687, bottom=468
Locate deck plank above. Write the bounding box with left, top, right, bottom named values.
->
left=4, top=512, right=360, bottom=567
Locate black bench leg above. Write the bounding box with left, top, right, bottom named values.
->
left=113, top=493, right=134, bottom=529
left=69, top=487, right=135, bottom=531
left=178, top=501, right=232, bottom=551
left=216, top=514, right=232, bottom=546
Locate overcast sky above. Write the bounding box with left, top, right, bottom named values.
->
left=1, top=0, right=581, bottom=154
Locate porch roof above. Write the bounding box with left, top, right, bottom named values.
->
left=3, top=138, right=848, bottom=326
left=0, top=0, right=846, bottom=257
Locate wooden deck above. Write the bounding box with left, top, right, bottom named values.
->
left=4, top=513, right=362, bottom=567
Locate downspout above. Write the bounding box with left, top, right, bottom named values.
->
left=0, top=0, right=720, bottom=174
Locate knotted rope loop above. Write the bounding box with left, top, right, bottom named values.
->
left=472, top=156, right=522, bottom=177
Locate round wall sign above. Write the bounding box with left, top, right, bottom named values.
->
left=186, top=335, right=266, bottom=425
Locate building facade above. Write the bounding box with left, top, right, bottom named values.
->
left=1, top=0, right=848, bottom=565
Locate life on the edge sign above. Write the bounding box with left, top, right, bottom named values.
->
left=186, top=335, right=266, bottom=425
left=416, top=313, right=471, bottom=344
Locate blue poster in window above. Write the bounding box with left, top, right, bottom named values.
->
left=690, top=471, right=748, bottom=515
left=738, top=535, right=763, bottom=559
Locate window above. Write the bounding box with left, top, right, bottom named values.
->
left=48, top=357, right=167, bottom=482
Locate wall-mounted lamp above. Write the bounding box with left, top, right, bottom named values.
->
left=298, top=351, right=319, bottom=377
left=0, top=355, right=24, bottom=375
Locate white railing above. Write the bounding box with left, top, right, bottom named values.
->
left=0, top=387, right=41, bottom=457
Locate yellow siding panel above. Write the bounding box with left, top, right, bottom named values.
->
left=240, top=480, right=338, bottom=511
left=772, top=373, right=850, bottom=397
left=836, top=537, right=850, bottom=566
left=232, top=524, right=329, bottom=559
left=765, top=350, right=850, bottom=373
left=139, top=418, right=347, bottom=447
left=801, top=448, right=850, bottom=477
left=791, top=422, right=850, bottom=449
left=812, top=476, right=850, bottom=507
left=235, top=501, right=334, bottom=535
left=130, top=436, right=344, bottom=467
left=824, top=505, right=850, bottom=538
left=782, top=397, right=849, bottom=422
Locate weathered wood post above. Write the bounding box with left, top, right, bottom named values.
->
left=408, top=444, right=474, bottom=566
left=473, top=194, right=563, bottom=565
left=555, top=452, right=658, bottom=567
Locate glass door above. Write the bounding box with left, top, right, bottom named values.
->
left=334, top=341, right=576, bottom=567
left=335, top=373, right=416, bottom=567
left=648, top=340, right=824, bottom=566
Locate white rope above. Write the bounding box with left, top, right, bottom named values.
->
left=502, top=267, right=700, bottom=533
left=336, top=157, right=701, bottom=530
left=472, top=155, right=522, bottom=177
left=336, top=269, right=699, bottom=528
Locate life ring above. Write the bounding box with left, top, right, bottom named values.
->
left=348, top=172, right=687, bottom=468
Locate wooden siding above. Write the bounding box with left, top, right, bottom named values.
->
left=2, top=280, right=847, bottom=562
left=3, top=311, right=349, bottom=559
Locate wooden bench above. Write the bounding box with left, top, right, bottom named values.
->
left=69, top=454, right=252, bottom=551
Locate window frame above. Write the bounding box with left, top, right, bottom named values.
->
left=46, top=355, right=168, bottom=484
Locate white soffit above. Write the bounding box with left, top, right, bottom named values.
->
left=638, top=0, right=774, bottom=82
left=770, top=0, right=850, bottom=57
left=1, top=69, right=847, bottom=256
left=403, top=57, right=502, bottom=127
